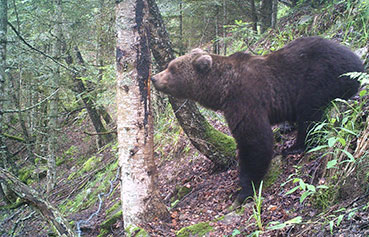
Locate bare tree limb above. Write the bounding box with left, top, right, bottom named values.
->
left=7, top=22, right=77, bottom=74
left=1, top=88, right=59, bottom=114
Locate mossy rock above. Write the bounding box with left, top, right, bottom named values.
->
left=176, top=222, right=214, bottom=237
left=263, top=155, right=283, bottom=188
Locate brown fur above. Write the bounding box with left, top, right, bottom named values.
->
left=152, top=37, right=363, bottom=202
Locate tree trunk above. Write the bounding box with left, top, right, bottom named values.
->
left=147, top=0, right=237, bottom=169
left=73, top=46, right=114, bottom=147
left=116, top=0, right=170, bottom=229
left=260, top=0, right=273, bottom=33
left=250, top=0, right=258, bottom=33
left=179, top=0, right=184, bottom=56
left=0, top=0, right=15, bottom=205
left=0, top=168, right=75, bottom=236
left=223, top=0, right=227, bottom=56
left=0, top=0, right=8, bottom=169
left=271, top=0, right=278, bottom=28
left=47, top=0, right=63, bottom=194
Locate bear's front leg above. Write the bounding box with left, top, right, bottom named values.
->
left=232, top=118, right=274, bottom=205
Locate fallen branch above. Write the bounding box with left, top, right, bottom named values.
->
left=0, top=168, right=76, bottom=236
left=83, top=128, right=117, bottom=136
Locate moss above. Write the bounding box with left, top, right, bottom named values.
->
left=105, top=201, right=121, bottom=216
left=97, top=229, right=109, bottom=237
left=263, top=155, right=282, bottom=188
left=171, top=185, right=192, bottom=203
left=99, top=210, right=122, bottom=231
left=202, top=121, right=237, bottom=168
left=56, top=156, right=65, bottom=166
left=124, top=225, right=149, bottom=237
left=19, top=166, right=34, bottom=184
left=204, top=122, right=236, bottom=157
left=81, top=156, right=101, bottom=173
left=176, top=222, right=214, bottom=237
left=68, top=155, right=102, bottom=180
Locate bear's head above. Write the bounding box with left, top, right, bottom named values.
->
left=151, top=48, right=213, bottom=99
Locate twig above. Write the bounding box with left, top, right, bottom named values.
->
left=1, top=88, right=60, bottom=114
left=11, top=211, right=36, bottom=236
left=0, top=206, right=25, bottom=228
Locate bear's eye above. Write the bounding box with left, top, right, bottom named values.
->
left=168, top=65, right=177, bottom=73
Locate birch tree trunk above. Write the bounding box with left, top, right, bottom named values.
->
left=147, top=0, right=237, bottom=170
left=116, top=0, right=169, bottom=229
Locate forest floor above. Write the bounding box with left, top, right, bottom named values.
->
left=1, top=114, right=368, bottom=236
left=64, top=114, right=369, bottom=236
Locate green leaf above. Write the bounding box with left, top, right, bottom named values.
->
left=327, top=159, right=337, bottom=169
left=285, top=216, right=302, bottom=224
left=285, top=186, right=299, bottom=195
left=359, top=89, right=367, bottom=97
left=267, top=222, right=286, bottom=230
left=337, top=214, right=344, bottom=226
left=307, top=184, right=316, bottom=192
left=308, top=145, right=329, bottom=153
left=300, top=191, right=312, bottom=204
left=316, top=185, right=329, bottom=189
left=329, top=220, right=334, bottom=234
left=328, top=137, right=337, bottom=147
left=232, top=229, right=241, bottom=236
left=299, top=179, right=306, bottom=190
left=339, top=127, right=357, bottom=136
left=340, top=149, right=355, bottom=162
left=338, top=137, right=346, bottom=146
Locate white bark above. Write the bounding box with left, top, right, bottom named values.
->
left=116, top=0, right=169, bottom=229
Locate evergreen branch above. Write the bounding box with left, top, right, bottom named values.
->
left=7, top=22, right=77, bottom=74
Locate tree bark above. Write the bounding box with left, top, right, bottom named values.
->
left=147, top=0, right=237, bottom=169
left=116, top=0, right=170, bottom=229
left=0, top=168, right=75, bottom=236
left=0, top=0, right=8, bottom=169
left=0, top=0, right=15, bottom=205
left=73, top=46, right=114, bottom=147
left=47, top=0, right=63, bottom=194
left=260, top=0, right=273, bottom=33
left=250, top=0, right=258, bottom=33
left=271, top=0, right=278, bottom=28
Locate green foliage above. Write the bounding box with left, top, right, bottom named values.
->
left=60, top=159, right=119, bottom=214
left=307, top=72, right=368, bottom=175
left=154, top=101, right=188, bottom=160
left=252, top=182, right=264, bottom=231
left=282, top=175, right=328, bottom=204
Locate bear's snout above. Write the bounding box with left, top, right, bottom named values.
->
left=150, top=76, right=157, bottom=83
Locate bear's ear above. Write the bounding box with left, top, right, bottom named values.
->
left=193, top=55, right=212, bottom=73
left=191, top=48, right=206, bottom=55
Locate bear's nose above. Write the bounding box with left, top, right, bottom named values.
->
left=151, top=76, right=156, bottom=83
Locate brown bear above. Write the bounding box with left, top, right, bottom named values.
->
left=151, top=37, right=363, bottom=203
